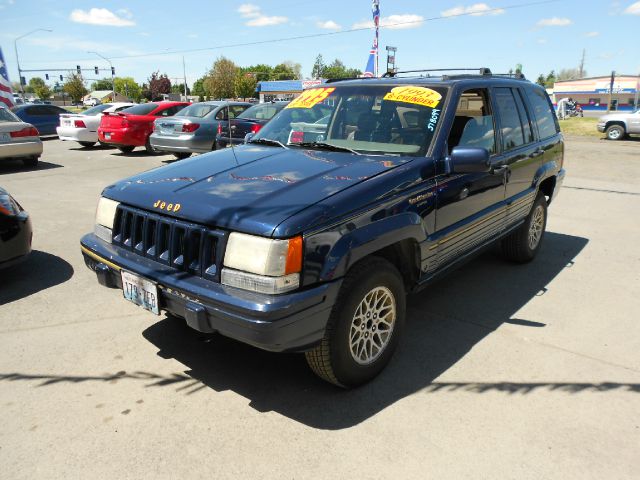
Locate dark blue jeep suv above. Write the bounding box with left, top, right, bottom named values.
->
left=81, top=69, right=565, bottom=387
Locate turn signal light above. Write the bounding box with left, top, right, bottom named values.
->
left=182, top=123, right=200, bottom=133
left=10, top=126, right=39, bottom=138
left=285, top=236, right=303, bottom=275
left=74, top=120, right=86, bottom=128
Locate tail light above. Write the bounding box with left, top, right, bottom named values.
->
left=182, top=123, right=200, bottom=133
left=289, top=131, right=304, bottom=144
left=250, top=124, right=262, bottom=134
left=217, top=123, right=222, bottom=135
left=10, top=126, right=39, bottom=138
left=74, top=119, right=86, bottom=128
left=120, top=117, right=129, bottom=127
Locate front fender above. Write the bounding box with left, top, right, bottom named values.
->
left=315, top=212, right=427, bottom=282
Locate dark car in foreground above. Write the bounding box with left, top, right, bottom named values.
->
left=149, top=101, right=251, bottom=159
left=216, top=101, right=289, bottom=149
left=11, top=104, right=72, bottom=137
left=1, top=187, right=32, bottom=268
left=80, top=69, right=565, bottom=387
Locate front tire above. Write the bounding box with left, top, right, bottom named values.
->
left=501, top=193, right=547, bottom=263
left=78, top=141, right=96, bottom=148
left=305, top=257, right=406, bottom=388
left=605, top=124, right=625, bottom=141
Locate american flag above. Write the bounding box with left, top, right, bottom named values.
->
left=363, top=0, right=380, bottom=78
left=0, top=47, right=15, bottom=108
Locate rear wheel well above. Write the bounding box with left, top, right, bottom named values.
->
left=539, top=176, right=556, bottom=205
left=365, top=239, right=421, bottom=290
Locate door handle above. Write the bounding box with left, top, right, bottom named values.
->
left=530, top=148, right=544, bottom=158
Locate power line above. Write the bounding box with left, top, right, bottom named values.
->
left=62, top=0, right=563, bottom=63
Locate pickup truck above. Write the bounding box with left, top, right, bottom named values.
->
left=597, top=109, right=640, bottom=140
left=80, top=69, right=565, bottom=387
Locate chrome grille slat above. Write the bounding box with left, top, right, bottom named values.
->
left=111, top=205, right=225, bottom=282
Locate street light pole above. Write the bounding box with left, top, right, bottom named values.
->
left=14, top=28, right=52, bottom=98
left=88, top=51, right=115, bottom=98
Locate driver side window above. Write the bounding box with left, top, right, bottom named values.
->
left=447, top=88, right=496, bottom=155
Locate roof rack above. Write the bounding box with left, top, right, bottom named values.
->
left=382, top=68, right=527, bottom=81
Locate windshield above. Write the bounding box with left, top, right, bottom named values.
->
left=175, top=103, right=217, bottom=118
left=83, top=104, right=112, bottom=116
left=121, top=103, right=157, bottom=115
left=238, top=103, right=283, bottom=120
left=253, top=84, right=448, bottom=156
left=0, top=108, right=20, bottom=122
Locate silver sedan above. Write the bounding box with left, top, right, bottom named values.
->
left=0, top=106, right=43, bottom=168
left=149, top=101, right=251, bottom=159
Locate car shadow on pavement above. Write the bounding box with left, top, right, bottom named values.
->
left=137, top=231, right=595, bottom=429
left=0, top=160, right=63, bottom=174
left=0, top=250, right=74, bottom=305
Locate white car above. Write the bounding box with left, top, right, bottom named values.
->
left=57, top=102, right=135, bottom=147
left=83, top=98, right=100, bottom=107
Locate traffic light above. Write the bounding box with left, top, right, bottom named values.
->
left=59, top=75, right=63, bottom=81
left=76, top=65, right=81, bottom=74
left=94, top=66, right=99, bottom=75
left=111, top=66, right=115, bottom=75
left=20, top=76, right=26, bottom=86
left=45, top=73, right=49, bottom=80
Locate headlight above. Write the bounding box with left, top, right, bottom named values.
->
left=222, top=232, right=303, bottom=294
left=94, top=196, right=119, bottom=243
left=0, top=194, right=22, bottom=217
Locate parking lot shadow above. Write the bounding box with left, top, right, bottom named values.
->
left=0, top=250, right=74, bottom=305
left=0, top=160, right=63, bottom=174
left=140, top=231, right=590, bottom=429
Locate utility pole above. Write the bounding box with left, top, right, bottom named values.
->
left=634, top=72, right=639, bottom=111
left=578, top=49, right=586, bottom=78
left=182, top=56, right=187, bottom=101
left=14, top=29, right=52, bottom=97
left=607, top=70, right=616, bottom=113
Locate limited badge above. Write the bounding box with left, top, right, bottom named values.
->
left=383, top=86, right=442, bottom=108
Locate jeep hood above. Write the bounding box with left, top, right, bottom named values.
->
left=103, top=145, right=409, bottom=237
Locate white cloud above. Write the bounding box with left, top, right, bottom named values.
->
left=624, top=1, right=640, bottom=14
left=317, top=20, right=341, bottom=30
left=441, top=3, right=505, bottom=17
left=353, top=14, right=424, bottom=30
left=537, top=38, right=547, bottom=44
left=237, top=3, right=288, bottom=27
left=585, top=31, right=600, bottom=37
left=70, top=8, right=135, bottom=27
left=536, top=17, right=573, bottom=27
left=26, top=35, right=141, bottom=56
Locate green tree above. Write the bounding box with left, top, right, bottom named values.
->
left=28, top=77, right=51, bottom=99
left=282, top=60, right=302, bottom=80
left=235, top=72, right=257, bottom=100
left=323, top=59, right=361, bottom=79
left=536, top=74, right=546, bottom=87
left=271, top=63, right=297, bottom=80
left=204, top=57, right=237, bottom=99
left=545, top=70, right=556, bottom=88
left=170, top=83, right=191, bottom=95
left=63, top=73, right=88, bottom=103
left=243, top=64, right=272, bottom=82
left=191, top=77, right=207, bottom=100
left=91, top=78, right=113, bottom=91
left=557, top=68, right=586, bottom=81
left=113, top=77, right=142, bottom=101
left=146, top=71, right=171, bottom=100
left=311, top=54, right=325, bottom=79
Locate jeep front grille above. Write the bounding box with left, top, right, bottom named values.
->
left=112, top=205, right=227, bottom=282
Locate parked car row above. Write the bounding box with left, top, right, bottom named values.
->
left=57, top=103, right=136, bottom=147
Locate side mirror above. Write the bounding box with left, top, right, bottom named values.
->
left=450, top=147, right=490, bottom=174
left=244, top=132, right=255, bottom=143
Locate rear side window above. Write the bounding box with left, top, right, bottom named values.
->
left=121, top=103, right=158, bottom=115
left=494, top=88, right=525, bottom=151
left=0, top=108, right=20, bottom=122
left=524, top=87, right=559, bottom=139
left=158, top=105, right=186, bottom=116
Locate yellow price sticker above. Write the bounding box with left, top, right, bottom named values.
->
left=286, top=87, right=336, bottom=109
left=383, top=86, right=442, bottom=108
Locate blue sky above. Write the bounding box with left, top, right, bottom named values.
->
left=0, top=0, right=638, bottom=88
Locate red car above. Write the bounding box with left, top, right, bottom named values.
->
left=98, top=101, right=189, bottom=153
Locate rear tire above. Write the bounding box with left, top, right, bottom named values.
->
left=22, top=156, right=39, bottom=168
left=305, top=257, right=405, bottom=388
left=117, top=146, right=135, bottom=153
left=605, top=124, right=625, bottom=141
left=79, top=141, right=96, bottom=148
left=501, top=193, right=547, bottom=263
left=173, top=152, right=192, bottom=160
left=145, top=137, right=156, bottom=154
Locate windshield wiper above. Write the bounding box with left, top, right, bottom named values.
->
left=291, top=141, right=361, bottom=155
left=247, top=138, right=287, bottom=149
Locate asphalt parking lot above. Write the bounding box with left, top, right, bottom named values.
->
left=1, top=136, right=639, bottom=479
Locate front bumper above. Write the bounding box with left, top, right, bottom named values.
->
left=80, top=233, right=340, bottom=352
left=0, top=140, right=43, bottom=159
left=57, top=126, right=97, bottom=143
left=597, top=123, right=606, bottom=133
left=149, top=133, right=213, bottom=154
left=0, top=214, right=32, bottom=267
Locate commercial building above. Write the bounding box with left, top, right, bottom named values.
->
left=552, top=75, right=639, bottom=111
left=255, top=80, right=324, bottom=102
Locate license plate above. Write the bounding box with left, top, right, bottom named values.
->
left=63, top=120, right=71, bottom=126
left=0, top=132, right=9, bottom=142
left=105, top=132, right=111, bottom=140
left=121, top=271, right=160, bottom=315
